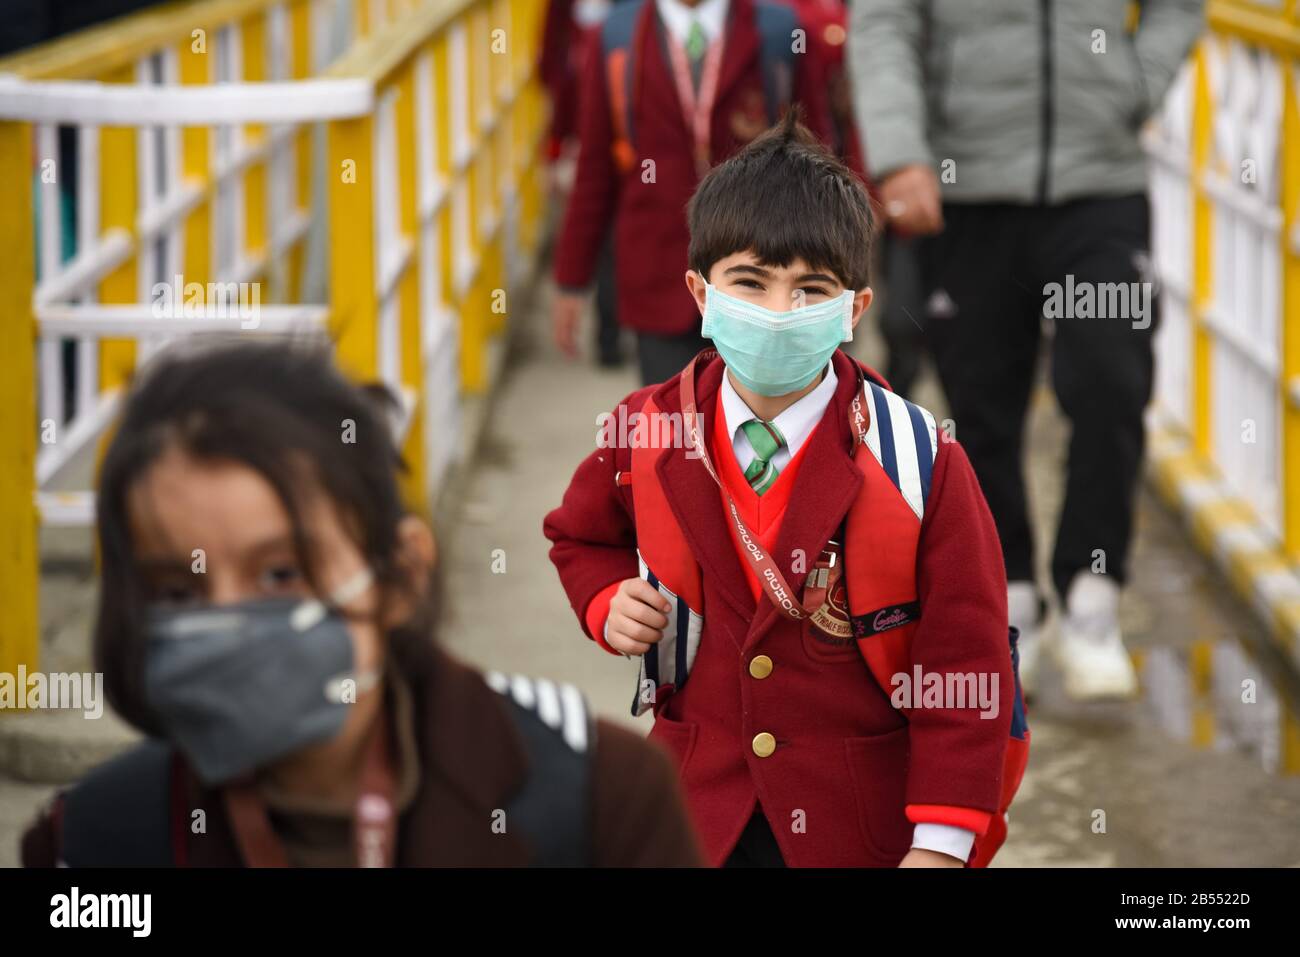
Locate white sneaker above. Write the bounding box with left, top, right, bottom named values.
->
left=1056, top=572, right=1138, bottom=701
left=1007, top=581, right=1045, bottom=699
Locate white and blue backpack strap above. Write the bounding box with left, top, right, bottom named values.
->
left=630, top=549, right=703, bottom=718
left=861, top=380, right=940, bottom=521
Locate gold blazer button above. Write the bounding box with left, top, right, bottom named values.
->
left=749, top=655, right=774, bottom=679
left=752, top=732, right=776, bottom=758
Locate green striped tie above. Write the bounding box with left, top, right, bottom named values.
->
left=685, top=20, right=708, bottom=63
left=740, top=418, right=786, bottom=495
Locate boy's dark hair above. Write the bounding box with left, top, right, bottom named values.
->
left=687, top=109, right=873, bottom=289
left=94, top=338, right=438, bottom=735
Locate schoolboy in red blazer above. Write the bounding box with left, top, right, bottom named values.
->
left=545, top=117, right=1026, bottom=868
left=551, top=0, right=840, bottom=385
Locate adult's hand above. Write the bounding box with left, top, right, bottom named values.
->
left=880, top=164, right=944, bottom=236
left=552, top=290, right=586, bottom=358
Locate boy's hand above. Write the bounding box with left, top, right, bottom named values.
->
left=605, top=577, right=671, bottom=656
left=898, top=848, right=966, bottom=868
left=553, top=290, right=586, bottom=358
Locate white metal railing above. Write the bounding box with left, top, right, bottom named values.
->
left=6, top=0, right=383, bottom=527
left=1205, top=36, right=1286, bottom=538
left=1147, top=34, right=1295, bottom=539
left=1150, top=59, right=1196, bottom=431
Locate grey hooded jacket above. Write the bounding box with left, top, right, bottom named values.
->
left=849, top=0, right=1204, bottom=204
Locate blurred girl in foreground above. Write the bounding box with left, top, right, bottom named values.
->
left=23, top=340, right=700, bottom=867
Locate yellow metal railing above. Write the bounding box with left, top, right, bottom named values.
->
left=0, top=119, right=37, bottom=689
left=0, top=0, right=549, bottom=684
left=0, top=0, right=409, bottom=81
left=323, top=0, right=548, bottom=512
left=0, top=0, right=390, bottom=686
left=0, top=0, right=406, bottom=399
left=1146, top=0, right=1300, bottom=772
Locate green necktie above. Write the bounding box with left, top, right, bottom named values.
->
left=740, top=418, right=787, bottom=495
left=685, top=20, right=708, bottom=63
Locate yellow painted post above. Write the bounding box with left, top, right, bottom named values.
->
left=433, top=32, right=457, bottom=390
left=1281, top=52, right=1300, bottom=560
left=180, top=33, right=211, bottom=290
left=393, top=63, right=429, bottom=517
left=486, top=88, right=504, bottom=340
left=1275, top=26, right=1300, bottom=719
left=515, top=84, right=529, bottom=250
left=243, top=12, right=269, bottom=288
left=1283, top=704, right=1300, bottom=774
left=1191, top=42, right=1215, bottom=458
left=289, top=0, right=313, bottom=300
left=522, top=82, right=544, bottom=255
left=328, top=115, right=379, bottom=379
left=0, top=121, right=40, bottom=687
left=460, top=12, right=487, bottom=393
left=462, top=153, right=486, bottom=393
left=99, top=65, right=138, bottom=392
left=1189, top=639, right=1215, bottom=748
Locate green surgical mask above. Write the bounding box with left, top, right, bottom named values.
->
left=700, top=281, right=854, bottom=396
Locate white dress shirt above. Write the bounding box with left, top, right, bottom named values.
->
left=721, top=361, right=839, bottom=473
left=720, top=359, right=976, bottom=864
left=655, top=0, right=730, bottom=44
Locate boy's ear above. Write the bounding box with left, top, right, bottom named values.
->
left=849, top=287, right=874, bottom=332
left=685, top=269, right=708, bottom=315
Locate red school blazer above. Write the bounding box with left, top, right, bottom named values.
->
left=551, top=0, right=838, bottom=337
left=543, top=351, right=1013, bottom=866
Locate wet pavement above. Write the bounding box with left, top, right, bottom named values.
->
left=4, top=296, right=1300, bottom=867
left=994, top=395, right=1300, bottom=864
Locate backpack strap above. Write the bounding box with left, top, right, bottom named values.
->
left=60, top=739, right=177, bottom=867
left=753, top=0, right=798, bottom=124
left=484, top=671, right=595, bottom=867
left=602, top=0, right=645, bottom=171
left=861, top=379, right=940, bottom=522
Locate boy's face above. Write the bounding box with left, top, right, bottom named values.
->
left=685, top=250, right=873, bottom=327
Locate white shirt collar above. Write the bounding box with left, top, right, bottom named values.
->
left=656, top=0, right=730, bottom=43
left=720, top=361, right=839, bottom=465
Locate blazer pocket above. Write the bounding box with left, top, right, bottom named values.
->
left=844, top=727, right=914, bottom=865
left=648, top=711, right=699, bottom=778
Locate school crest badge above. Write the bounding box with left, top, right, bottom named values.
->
left=806, top=542, right=854, bottom=646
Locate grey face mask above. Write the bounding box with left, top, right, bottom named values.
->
left=143, top=569, right=378, bottom=786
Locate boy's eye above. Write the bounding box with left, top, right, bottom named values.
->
left=734, top=279, right=764, bottom=290
left=798, top=285, right=831, bottom=299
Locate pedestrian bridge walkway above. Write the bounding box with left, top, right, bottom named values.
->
left=1, top=0, right=1300, bottom=866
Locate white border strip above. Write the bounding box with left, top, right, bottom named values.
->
left=36, top=303, right=330, bottom=336
left=0, top=75, right=374, bottom=125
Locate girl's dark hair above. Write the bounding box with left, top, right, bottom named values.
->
left=687, top=108, right=874, bottom=289
left=94, top=337, right=438, bottom=734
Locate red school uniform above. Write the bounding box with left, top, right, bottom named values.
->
left=551, top=0, right=839, bottom=337
left=544, top=350, right=1017, bottom=867
left=538, top=0, right=581, bottom=154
